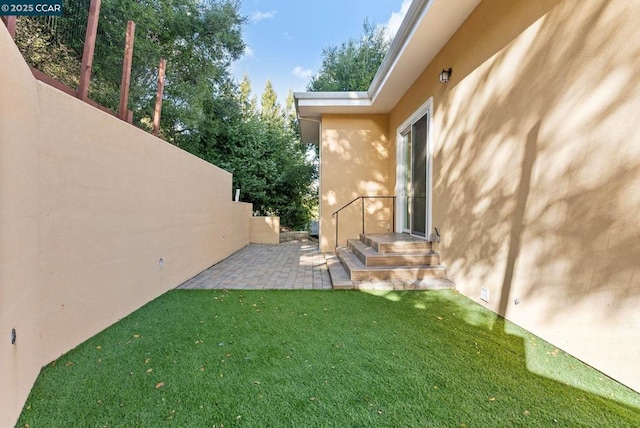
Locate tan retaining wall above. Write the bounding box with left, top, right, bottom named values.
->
left=0, top=28, right=251, bottom=426
left=388, top=0, right=640, bottom=392
left=251, top=216, right=280, bottom=244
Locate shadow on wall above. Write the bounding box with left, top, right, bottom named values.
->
left=322, top=124, right=392, bottom=247
left=332, top=198, right=395, bottom=247
left=434, top=0, right=640, bottom=324
left=498, top=122, right=539, bottom=317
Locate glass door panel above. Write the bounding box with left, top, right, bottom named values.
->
left=411, top=115, right=428, bottom=237
left=403, top=132, right=412, bottom=233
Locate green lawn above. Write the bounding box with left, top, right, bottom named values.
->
left=19, top=290, right=640, bottom=427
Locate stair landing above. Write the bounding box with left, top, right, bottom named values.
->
left=329, top=233, right=455, bottom=290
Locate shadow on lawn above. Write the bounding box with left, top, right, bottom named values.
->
left=17, top=289, right=640, bottom=427
left=362, top=289, right=640, bottom=420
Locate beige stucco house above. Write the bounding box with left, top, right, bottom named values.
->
left=296, top=0, right=640, bottom=393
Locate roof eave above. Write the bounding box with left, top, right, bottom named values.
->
left=294, top=0, right=482, bottom=144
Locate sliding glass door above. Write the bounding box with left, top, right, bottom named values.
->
left=410, top=114, right=428, bottom=237
left=397, top=100, right=431, bottom=239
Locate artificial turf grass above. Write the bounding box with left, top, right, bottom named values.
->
left=18, top=289, right=640, bottom=427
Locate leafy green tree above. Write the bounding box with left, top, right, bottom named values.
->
left=284, top=90, right=298, bottom=130
left=239, top=73, right=258, bottom=115
left=84, top=0, right=246, bottom=144
left=19, top=0, right=244, bottom=145
left=307, top=19, right=389, bottom=92
left=192, top=79, right=316, bottom=229
left=14, top=16, right=80, bottom=89
left=238, top=82, right=315, bottom=229
left=15, top=0, right=316, bottom=230
left=260, top=80, right=281, bottom=122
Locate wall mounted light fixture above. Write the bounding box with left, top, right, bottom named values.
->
left=439, top=68, right=452, bottom=83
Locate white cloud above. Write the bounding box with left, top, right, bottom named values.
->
left=385, top=0, right=411, bottom=41
left=250, top=10, right=277, bottom=22
left=244, top=46, right=254, bottom=58
left=283, top=32, right=293, bottom=40
left=292, top=66, right=313, bottom=80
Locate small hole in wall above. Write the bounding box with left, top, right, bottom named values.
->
left=159, top=258, right=164, bottom=267
left=11, top=328, right=16, bottom=345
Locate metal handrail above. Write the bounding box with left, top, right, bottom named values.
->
left=331, top=195, right=396, bottom=249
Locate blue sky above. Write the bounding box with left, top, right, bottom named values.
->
left=232, top=0, right=411, bottom=105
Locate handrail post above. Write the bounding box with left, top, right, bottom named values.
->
left=335, top=212, right=339, bottom=250
left=362, top=198, right=365, bottom=235
left=332, top=195, right=397, bottom=249
left=392, top=196, right=396, bottom=233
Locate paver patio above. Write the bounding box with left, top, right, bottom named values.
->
left=178, top=239, right=332, bottom=290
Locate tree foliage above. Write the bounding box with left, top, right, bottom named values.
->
left=191, top=78, right=316, bottom=229
left=89, top=0, right=246, bottom=142
left=307, top=19, right=390, bottom=92
left=14, top=16, right=81, bottom=89
left=14, top=0, right=316, bottom=229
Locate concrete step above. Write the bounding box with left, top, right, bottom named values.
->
left=326, top=253, right=354, bottom=289
left=336, top=247, right=448, bottom=282
left=361, top=233, right=433, bottom=253
left=348, top=239, right=440, bottom=267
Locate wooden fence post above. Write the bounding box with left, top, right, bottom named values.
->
left=2, top=16, right=17, bottom=39
left=152, top=58, right=166, bottom=136
left=77, top=0, right=101, bottom=101
left=118, top=20, right=135, bottom=121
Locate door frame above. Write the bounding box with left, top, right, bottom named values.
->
left=395, top=97, right=433, bottom=239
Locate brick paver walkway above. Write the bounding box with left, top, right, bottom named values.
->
left=177, top=240, right=332, bottom=290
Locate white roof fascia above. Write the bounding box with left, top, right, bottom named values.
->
left=295, top=91, right=371, bottom=108
left=366, top=0, right=433, bottom=103
left=294, top=91, right=369, bottom=101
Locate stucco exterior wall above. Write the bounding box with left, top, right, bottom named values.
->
left=251, top=216, right=280, bottom=244
left=0, top=23, right=43, bottom=428
left=0, top=29, right=251, bottom=426
left=389, top=0, right=640, bottom=392
left=319, top=114, right=391, bottom=251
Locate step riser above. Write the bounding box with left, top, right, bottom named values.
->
left=350, top=245, right=440, bottom=266
left=326, top=256, right=354, bottom=289
left=349, top=268, right=447, bottom=281
left=361, top=235, right=433, bottom=254
left=365, top=256, right=440, bottom=267
left=336, top=248, right=361, bottom=280
left=377, top=243, right=433, bottom=253
left=348, top=239, right=440, bottom=267
left=368, top=269, right=446, bottom=281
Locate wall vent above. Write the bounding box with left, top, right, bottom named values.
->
left=480, top=287, right=489, bottom=302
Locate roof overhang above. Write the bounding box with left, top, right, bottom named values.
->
left=294, top=0, right=481, bottom=144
